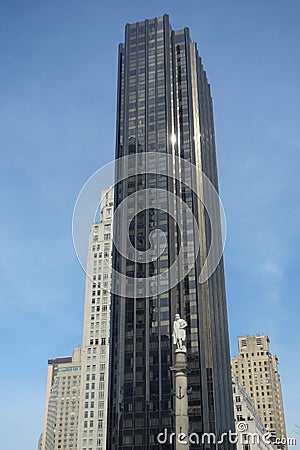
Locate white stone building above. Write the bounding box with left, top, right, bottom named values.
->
left=233, top=376, right=276, bottom=450
left=77, top=187, right=114, bottom=450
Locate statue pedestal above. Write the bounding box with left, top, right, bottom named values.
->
left=170, top=349, right=189, bottom=449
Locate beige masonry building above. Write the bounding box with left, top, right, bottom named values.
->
left=40, top=347, right=82, bottom=450
left=231, top=335, right=287, bottom=450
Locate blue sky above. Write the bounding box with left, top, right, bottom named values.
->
left=0, top=0, right=299, bottom=448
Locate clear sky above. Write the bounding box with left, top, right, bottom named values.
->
left=0, top=1, right=299, bottom=448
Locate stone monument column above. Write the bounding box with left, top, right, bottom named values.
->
left=171, top=314, right=189, bottom=449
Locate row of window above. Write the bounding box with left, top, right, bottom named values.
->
left=85, top=361, right=106, bottom=371
left=239, top=351, right=269, bottom=357
left=83, top=419, right=103, bottom=429
left=83, top=409, right=105, bottom=418
left=234, top=360, right=269, bottom=367
left=92, top=243, right=111, bottom=252
left=235, top=367, right=269, bottom=374
left=93, top=233, right=111, bottom=242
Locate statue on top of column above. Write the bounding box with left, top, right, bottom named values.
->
left=172, top=314, right=188, bottom=351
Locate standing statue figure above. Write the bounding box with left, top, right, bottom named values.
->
left=172, top=314, right=188, bottom=351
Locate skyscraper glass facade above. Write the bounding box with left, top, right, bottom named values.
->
left=108, top=15, right=235, bottom=449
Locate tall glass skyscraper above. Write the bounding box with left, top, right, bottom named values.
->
left=108, top=15, right=235, bottom=449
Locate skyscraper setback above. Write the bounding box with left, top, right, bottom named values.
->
left=108, top=14, right=235, bottom=449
